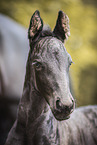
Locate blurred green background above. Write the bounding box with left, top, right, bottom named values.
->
left=0, top=0, right=97, bottom=106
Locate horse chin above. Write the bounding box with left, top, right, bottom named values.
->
left=55, top=115, right=70, bottom=121
left=52, top=110, right=71, bottom=121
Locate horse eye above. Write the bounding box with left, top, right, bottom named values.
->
left=36, top=63, right=40, bottom=67
left=70, top=62, right=72, bottom=66
left=69, top=61, right=74, bottom=66
left=35, top=62, right=42, bottom=70
left=32, top=62, right=42, bottom=70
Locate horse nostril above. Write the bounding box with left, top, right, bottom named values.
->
left=56, top=99, right=61, bottom=109
left=68, top=102, right=74, bottom=112
left=56, top=99, right=74, bottom=113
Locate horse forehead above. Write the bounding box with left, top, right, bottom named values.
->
left=48, top=38, right=64, bottom=51
left=39, top=37, right=67, bottom=56
left=47, top=37, right=62, bottom=47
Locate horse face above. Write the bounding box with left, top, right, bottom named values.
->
left=31, top=37, right=75, bottom=121
left=29, top=10, right=75, bottom=121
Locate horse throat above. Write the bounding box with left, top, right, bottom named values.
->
left=17, top=68, right=49, bottom=128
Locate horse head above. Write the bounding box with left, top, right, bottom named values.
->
left=28, top=10, right=75, bottom=121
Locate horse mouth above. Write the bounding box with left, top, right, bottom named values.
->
left=55, top=115, right=70, bottom=121
left=52, top=108, right=74, bottom=121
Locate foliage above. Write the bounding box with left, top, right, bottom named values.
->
left=0, top=0, right=97, bottom=106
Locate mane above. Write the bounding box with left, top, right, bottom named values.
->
left=41, top=24, right=54, bottom=37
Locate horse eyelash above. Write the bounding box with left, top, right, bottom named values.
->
left=72, top=61, right=75, bottom=64
left=32, top=62, right=37, bottom=66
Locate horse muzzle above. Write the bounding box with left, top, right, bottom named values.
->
left=52, top=99, right=75, bottom=121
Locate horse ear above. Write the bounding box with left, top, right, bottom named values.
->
left=53, top=11, right=70, bottom=43
left=28, top=10, right=43, bottom=43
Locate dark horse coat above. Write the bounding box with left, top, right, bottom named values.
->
left=5, top=10, right=97, bottom=145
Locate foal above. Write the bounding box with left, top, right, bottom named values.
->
left=5, top=10, right=97, bottom=145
